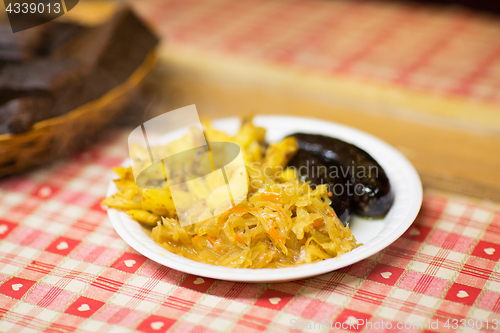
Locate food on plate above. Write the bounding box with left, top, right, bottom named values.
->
left=287, top=149, right=351, bottom=225
left=290, top=133, right=393, bottom=217
left=103, top=118, right=360, bottom=268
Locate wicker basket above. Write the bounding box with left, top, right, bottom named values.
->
left=0, top=51, right=157, bottom=178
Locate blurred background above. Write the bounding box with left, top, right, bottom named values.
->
left=123, top=0, right=500, bottom=203
left=1, top=0, right=500, bottom=202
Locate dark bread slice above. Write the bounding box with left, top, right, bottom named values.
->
left=0, top=6, right=158, bottom=133
left=52, top=6, right=159, bottom=109
left=0, top=96, right=54, bottom=134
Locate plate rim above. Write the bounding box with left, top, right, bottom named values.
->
left=106, top=115, right=423, bottom=282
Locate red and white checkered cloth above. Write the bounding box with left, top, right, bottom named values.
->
left=136, top=0, right=500, bottom=104
left=0, top=129, right=499, bottom=332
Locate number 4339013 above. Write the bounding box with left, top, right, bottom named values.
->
left=6, top=2, right=61, bottom=14
left=444, top=319, right=498, bottom=330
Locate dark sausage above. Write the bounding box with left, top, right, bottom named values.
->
left=290, top=133, right=393, bottom=218
left=287, top=149, right=351, bottom=225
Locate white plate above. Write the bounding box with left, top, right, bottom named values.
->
left=106, top=116, right=422, bottom=282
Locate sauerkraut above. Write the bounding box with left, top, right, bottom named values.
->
left=103, top=117, right=359, bottom=268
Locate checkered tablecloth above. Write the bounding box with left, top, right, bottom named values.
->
left=0, top=129, right=499, bottom=333
left=136, top=0, right=500, bottom=104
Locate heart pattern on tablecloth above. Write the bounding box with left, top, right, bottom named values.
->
left=11, top=283, right=23, bottom=291
left=484, top=247, right=495, bottom=255
left=408, top=228, right=420, bottom=236
left=150, top=321, right=165, bottom=330
left=269, top=297, right=281, bottom=305
left=124, top=260, right=136, bottom=268
left=193, top=278, right=205, bottom=285
left=56, top=242, right=69, bottom=250
left=78, top=304, right=90, bottom=312
left=38, top=186, right=53, bottom=198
